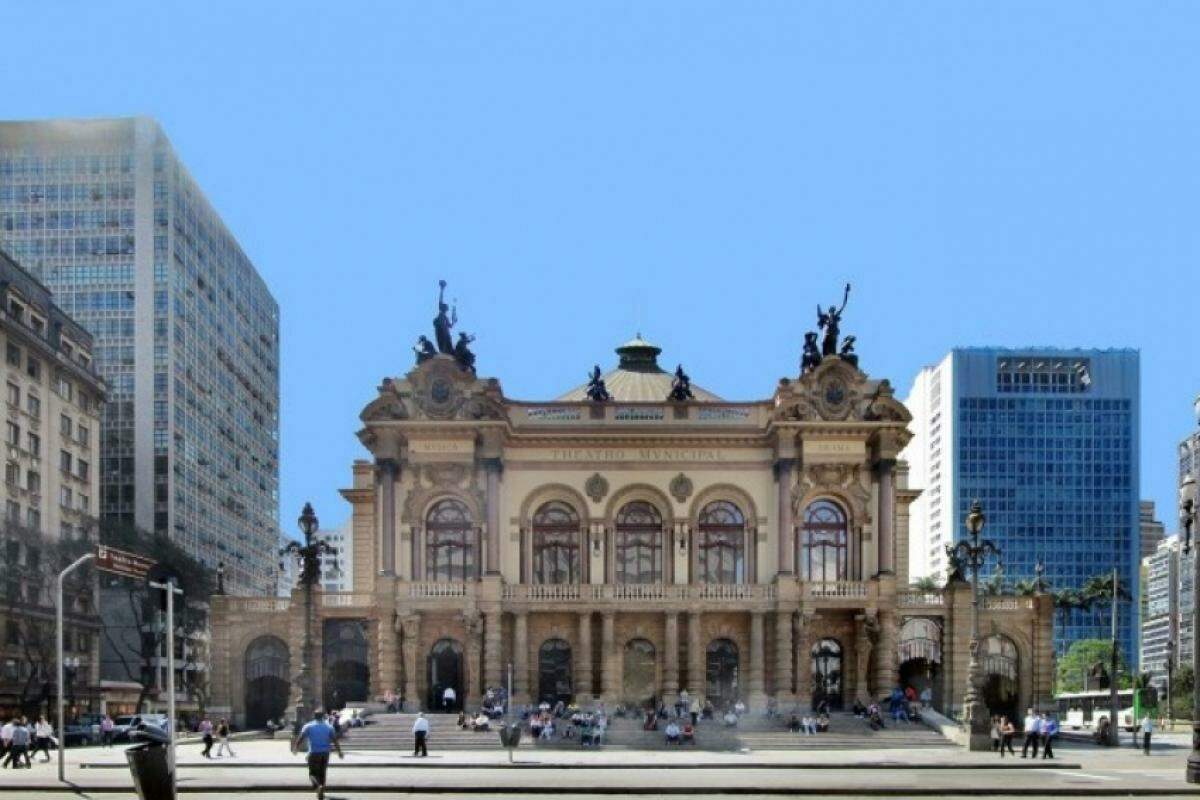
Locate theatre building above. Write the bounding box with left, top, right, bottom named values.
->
left=209, top=306, right=1054, bottom=728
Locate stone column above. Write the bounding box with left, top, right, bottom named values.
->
left=774, top=610, right=794, bottom=703
left=401, top=613, right=421, bottom=711
left=576, top=612, right=594, bottom=699
left=663, top=612, right=680, bottom=700
left=876, top=459, right=895, bottom=575
left=484, top=611, right=503, bottom=694
left=465, top=613, right=482, bottom=707
left=854, top=614, right=873, bottom=705
left=377, top=613, right=401, bottom=701
left=749, top=611, right=766, bottom=709
left=873, top=610, right=899, bottom=698
left=775, top=458, right=796, bottom=575
left=483, top=458, right=503, bottom=575
left=687, top=612, right=704, bottom=696
left=796, top=612, right=813, bottom=709
left=600, top=612, right=615, bottom=702
left=377, top=459, right=399, bottom=575
left=513, top=612, right=530, bottom=704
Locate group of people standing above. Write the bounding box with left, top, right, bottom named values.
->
left=0, top=716, right=55, bottom=767
left=991, top=709, right=1059, bottom=759
left=197, top=717, right=236, bottom=759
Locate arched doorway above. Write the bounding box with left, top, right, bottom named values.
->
left=244, top=636, right=290, bottom=729
left=705, top=639, right=739, bottom=709
left=427, top=639, right=464, bottom=711
left=322, top=619, right=369, bottom=711
left=980, top=635, right=1019, bottom=722
left=538, top=638, right=573, bottom=704
left=898, top=618, right=943, bottom=711
left=812, top=638, right=844, bottom=710
left=622, top=638, right=657, bottom=708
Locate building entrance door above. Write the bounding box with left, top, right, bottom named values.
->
left=705, top=639, right=739, bottom=710
left=427, top=639, right=464, bottom=711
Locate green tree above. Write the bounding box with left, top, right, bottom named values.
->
left=912, top=575, right=939, bottom=592
left=98, top=520, right=213, bottom=715
left=1055, top=638, right=1128, bottom=694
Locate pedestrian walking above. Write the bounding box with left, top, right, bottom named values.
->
left=999, top=716, right=1016, bottom=757
left=1041, top=714, right=1058, bottom=759
left=0, top=717, right=12, bottom=761
left=293, top=709, right=342, bottom=800
left=990, top=717, right=1001, bottom=752
left=199, top=717, right=214, bottom=758
left=4, top=718, right=29, bottom=768
left=99, top=715, right=114, bottom=747
left=412, top=712, right=430, bottom=757
left=1020, top=709, right=1040, bottom=758
left=442, top=685, right=456, bottom=711
left=33, top=716, right=53, bottom=762
left=1141, top=714, right=1153, bottom=755
left=215, top=718, right=235, bottom=758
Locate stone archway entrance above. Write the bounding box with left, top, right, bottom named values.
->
left=981, top=635, right=1019, bottom=722
left=427, top=638, right=464, bottom=711
left=322, top=619, right=370, bottom=711
left=622, top=638, right=657, bottom=708
left=705, top=639, right=739, bottom=709
left=898, top=618, right=943, bottom=710
left=538, top=638, right=573, bottom=705
left=244, top=635, right=290, bottom=729
left=812, top=638, right=844, bottom=710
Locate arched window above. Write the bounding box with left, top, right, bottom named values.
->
left=532, top=501, right=580, bottom=584
left=614, top=501, right=662, bottom=584
left=697, top=501, right=745, bottom=584
left=798, top=500, right=848, bottom=582
left=426, top=499, right=475, bottom=581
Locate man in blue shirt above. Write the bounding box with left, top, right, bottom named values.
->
left=292, top=710, right=343, bottom=800
left=1041, top=714, right=1058, bottom=759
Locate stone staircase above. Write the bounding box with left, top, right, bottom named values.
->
left=342, top=712, right=951, bottom=752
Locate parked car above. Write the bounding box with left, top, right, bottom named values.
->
left=112, top=714, right=169, bottom=742
left=63, top=713, right=103, bottom=746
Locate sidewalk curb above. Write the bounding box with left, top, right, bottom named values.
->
left=5, top=785, right=1199, bottom=796
left=77, top=760, right=1085, bottom=770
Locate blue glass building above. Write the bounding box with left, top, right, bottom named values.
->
left=905, top=348, right=1140, bottom=663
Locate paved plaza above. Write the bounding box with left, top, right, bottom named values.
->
left=0, top=732, right=1199, bottom=798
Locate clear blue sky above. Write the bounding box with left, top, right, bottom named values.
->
left=2, top=2, right=1197, bottom=540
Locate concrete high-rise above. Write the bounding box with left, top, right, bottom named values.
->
left=1141, top=500, right=1165, bottom=560
left=0, top=118, right=279, bottom=595
left=903, top=348, right=1141, bottom=661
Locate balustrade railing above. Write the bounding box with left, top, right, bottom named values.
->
left=897, top=591, right=946, bottom=607
left=408, top=582, right=472, bottom=599
left=802, top=580, right=870, bottom=599
left=223, top=597, right=291, bottom=613
left=984, top=596, right=1033, bottom=611
left=320, top=593, right=373, bottom=608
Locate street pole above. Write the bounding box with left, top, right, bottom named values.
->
left=149, top=578, right=182, bottom=798
left=1109, top=567, right=1120, bottom=747
left=57, top=552, right=95, bottom=783
left=954, top=500, right=999, bottom=751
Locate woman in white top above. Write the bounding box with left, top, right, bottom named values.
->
left=33, top=717, right=54, bottom=762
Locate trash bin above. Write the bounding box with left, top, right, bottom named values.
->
left=498, top=722, right=522, bottom=749
left=125, top=725, right=174, bottom=800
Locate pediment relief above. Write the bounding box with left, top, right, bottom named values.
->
left=774, top=360, right=912, bottom=425
left=360, top=378, right=410, bottom=423
left=795, top=462, right=872, bottom=517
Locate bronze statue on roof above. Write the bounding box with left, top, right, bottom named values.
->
left=668, top=364, right=694, bottom=402
left=817, top=282, right=851, bottom=357
left=433, top=279, right=457, bottom=354
left=585, top=365, right=611, bottom=402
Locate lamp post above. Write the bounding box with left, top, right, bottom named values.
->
left=280, top=502, right=338, bottom=733
left=1167, top=638, right=1175, bottom=732
left=1179, top=474, right=1199, bottom=782
left=952, top=499, right=1001, bottom=750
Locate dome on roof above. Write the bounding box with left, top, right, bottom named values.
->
left=556, top=335, right=723, bottom=403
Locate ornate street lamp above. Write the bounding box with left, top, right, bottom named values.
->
left=1179, top=474, right=1198, bottom=782
left=280, top=502, right=338, bottom=733
left=952, top=499, right=1001, bottom=750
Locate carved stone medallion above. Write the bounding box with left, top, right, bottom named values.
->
left=412, top=358, right=466, bottom=419
left=584, top=473, right=609, bottom=503
left=669, top=472, right=694, bottom=503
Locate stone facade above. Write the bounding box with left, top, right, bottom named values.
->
left=210, top=340, right=1054, bottom=727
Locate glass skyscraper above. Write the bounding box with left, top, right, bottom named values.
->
left=904, top=348, right=1140, bottom=662
left=0, top=118, right=279, bottom=595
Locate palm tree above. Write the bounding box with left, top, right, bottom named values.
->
left=1012, top=578, right=1037, bottom=596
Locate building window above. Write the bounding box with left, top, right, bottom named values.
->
left=6, top=421, right=19, bottom=447
left=5, top=501, right=19, bottom=524
left=4, top=462, right=18, bottom=485
left=5, top=343, right=20, bottom=368
left=614, top=501, right=662, bottom=584
left=78, top=460, right=89, bottom=481
left=26, top=357, right=39, bottom=381
left=26, top=393, right=39, bottom=417
left=425, top=499, right=475, bottom=581
left=26, top=471, right=39, bottom=494
left=26, top=508, right=40, bottom=531
left=799, top=499, right=849, bottom=583
left=531, top=501, right=580, bottom=585
left=60, top=414, right=72, bottom=438
left=60, top=486, right=72, bottom=508
left=27, top=432, right=39, bottom=456
left=77, top=424, right=89, bottom=447
left=697, top=501, right=745, bottom=584
left=6, top=383, right=18, bottom=406
left=60, top=450, right=72, bottom=474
